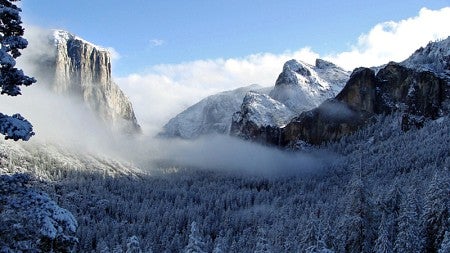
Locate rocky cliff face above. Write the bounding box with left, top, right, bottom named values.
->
left=162, top=58, right=349, bottom=140
left=280, top=62, right=448, bottom=146
left=49, top=30, right=140, bottom=133
left=230, top=91, right=294, bottom=143
left=229, top=58, right=349, bottom=143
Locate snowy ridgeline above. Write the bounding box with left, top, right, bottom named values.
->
left=0, top=114, right=449, bottom=252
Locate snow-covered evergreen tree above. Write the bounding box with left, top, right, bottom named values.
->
left=422, top=171, right=450, bottom=252
left=126, top=235, right=142, bottom=253
left=373, top=214, right=393, bottom=253
left=0, top=0, right=36, bottom=141
left=337, top=173, right=372, bottom=253
left=184, top=221, right=207, bottom=253
left=0, top=173, right=78, bottom=252
left=212, top=233, right=228, bottom=253
left=394, top=188, right=423, bottom=253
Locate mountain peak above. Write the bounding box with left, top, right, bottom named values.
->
left=270, top=58, right=350, bottom=113
left=230, top=91, right=294, bottom=142
left=52, top=30, right=112, bottom=57
left=282, top=59, right=312, bottom=78
left=161, top=84, right=265, bottom=139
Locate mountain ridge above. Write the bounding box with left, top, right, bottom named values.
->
left=162, top=58, right=349, bottom=139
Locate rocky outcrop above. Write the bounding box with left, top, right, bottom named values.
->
left=280, top=62, right=448, bottom=146
left=161, top=84, right=265, bottom=139
left=230, top=91, right=294, bottom=144
left=269, top=59, right=349, bottom=113
left=52, top=30, right=141, bottom=133
left=228, top=59, right=349, bottom=143
left=35, top=30, right=140, bottom=133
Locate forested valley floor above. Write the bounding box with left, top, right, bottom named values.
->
left=1, top=114, right=449, bottom=252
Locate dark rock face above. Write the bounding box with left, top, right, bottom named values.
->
left=281, top=99, right=366, bottom=145
left=231, top=116, right=283, bottom=145
left=279, top=62, right=448, bottom=146
left=376, top=63, right=447, bottom=118
left=335, top=68, right=378, bottom=114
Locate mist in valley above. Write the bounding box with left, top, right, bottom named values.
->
left=1, top=25, right=332, bottom=178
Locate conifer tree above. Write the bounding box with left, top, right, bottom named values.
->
left=184, top=222, right=207, bottom=253
left=373, top=214, right=393, bottom=253
left=423, top=172, right=450, bottom=252
left=394, top=188, right=423, bottom=253
left=0, top=0, right=36, bottom=141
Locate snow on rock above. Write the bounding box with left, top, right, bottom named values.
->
left=233, top=91, right=294, bottom=128
left=162, top=58, right=348, bottom=140
left=269, top=59, right=350, bottom=113
left=402, top=36, right=450, bottom=79
left=161, top=84, right=266, bottom=139
left=230, top=91, right=294, bottom=142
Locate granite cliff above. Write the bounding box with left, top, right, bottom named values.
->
left=162, top=58, right=349, bottom=140
left=281, top=63, right=448, bottom=145
left=31, top=30, right=140, bottom=134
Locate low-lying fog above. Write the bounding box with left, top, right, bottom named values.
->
left=0, top=26, right=334, bottom=177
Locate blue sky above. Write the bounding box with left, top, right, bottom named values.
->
left=19, top=1, right=450, bottom=133
left=22, top=0, right=449, bottom=76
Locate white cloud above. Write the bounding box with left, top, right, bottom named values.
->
left=149, top=39, right=165, bottom=47
left=116, top=48, right=319, bottom=134
left=106, top=47, right=120, bottom=61
left=326, top=7, right=450, bottom=70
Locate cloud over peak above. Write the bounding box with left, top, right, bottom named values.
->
left=327, top=7, right=450, bottom=70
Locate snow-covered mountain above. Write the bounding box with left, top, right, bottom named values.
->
left=230, top=91, right=294, bottom=142
left=160, top=84, right=266, bottom=139
left=269, top=59, right=350, bottom=113
left=229, top=58, right=349, bottom=141
left=162, top=58, right=349, bottom=139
